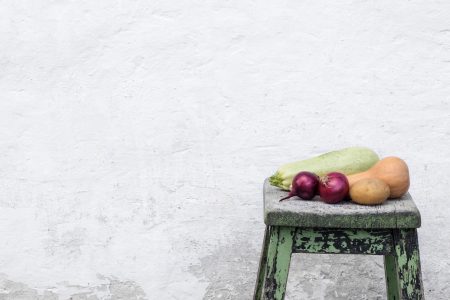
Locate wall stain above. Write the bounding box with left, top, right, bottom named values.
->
left=0, top=274, right=146, bottom=300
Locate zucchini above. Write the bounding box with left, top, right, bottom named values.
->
left=270, top=146, right=379, bottom=190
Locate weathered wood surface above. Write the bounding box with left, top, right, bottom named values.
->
left=253, top=225, right=425, bottom=300
left=254, top=226, right=270, bottom=300
left=384, top=254, right=401, bottom=299
left=263, top=179, right=421, bottom=228
left=263, top=226, right=294, bottom=300
left=392, top=229, right=424, bottom=299
left=293, top=228, right=394, bottom=255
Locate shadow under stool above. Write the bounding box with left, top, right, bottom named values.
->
left=254, top=179, right=424, bottom=300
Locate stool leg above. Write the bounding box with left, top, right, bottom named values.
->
left=384, top=254, right=401, bottom=299
left=263, top=226, right=294, bottom=300
left=254, top=226, right=270, bottom=300
left=392, top=229, right=424, bottom=299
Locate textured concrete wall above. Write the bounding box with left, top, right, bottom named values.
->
left=1, top=1, right=450, bottom=299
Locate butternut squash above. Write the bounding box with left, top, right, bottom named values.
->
left=346, top=157, right=409, bottom=198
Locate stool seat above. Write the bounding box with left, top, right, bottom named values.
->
left=264, top=179, right=421, bottom=229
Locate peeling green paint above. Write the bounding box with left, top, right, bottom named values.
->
left=384, top=255, right=401, bottom=300
left=254, top=227, right=270, bottom=300
left=293, top=228, right=393, bottom=255
left=255, top=226, right=424, bottom=300
left=262, top=227, right=294, bottom=300
left=393, top=229, right=424, bottom=299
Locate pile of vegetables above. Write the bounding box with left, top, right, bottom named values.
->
left=272, top=147, right=410, bottom=205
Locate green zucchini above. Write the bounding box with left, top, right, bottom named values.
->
left=270, top=147, right=379, bottom=190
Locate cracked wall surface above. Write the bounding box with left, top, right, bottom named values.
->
left=1, top=1, right=450, bottom=299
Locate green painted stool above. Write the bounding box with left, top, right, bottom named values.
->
left=254, top=179, right=424, bottom=300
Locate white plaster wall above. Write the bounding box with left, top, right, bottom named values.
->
left=1, top=1, right=449, bottom=299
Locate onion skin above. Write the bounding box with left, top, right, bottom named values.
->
left=319, top=172, right=349, bottom=204
left=280, top=171, right=319, bottom=201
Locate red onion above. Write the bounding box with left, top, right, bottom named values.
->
left=280, top=171, right=319, bottom=201
left=319, top=172, right=349, bottom=204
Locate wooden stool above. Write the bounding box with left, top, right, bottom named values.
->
left=254, top=179, right=424, bottom=300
